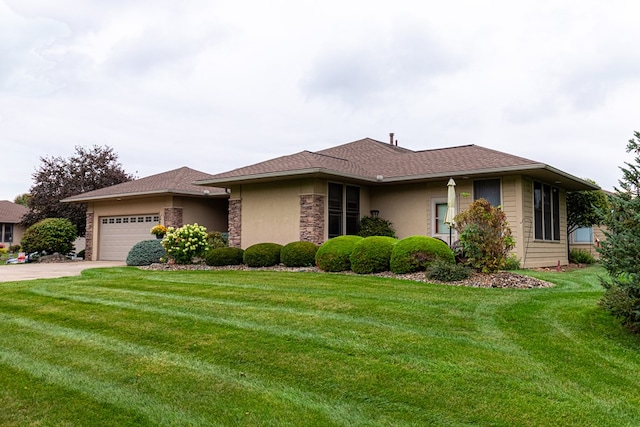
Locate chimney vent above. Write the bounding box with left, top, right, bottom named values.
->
left=389, top=132, right=394, bottom=145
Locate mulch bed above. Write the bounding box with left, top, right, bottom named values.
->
left=141, top=263, right=555, bottom=289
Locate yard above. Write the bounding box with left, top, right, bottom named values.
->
left=0, top=265, right=638, bottom=426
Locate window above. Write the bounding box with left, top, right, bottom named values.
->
left=534, top=181, right=560, bottom=241
left=572, top=227, right=592, bottom=243
left=474, top=179, right=501, bottom=206
left=435, top=203, right=450, bottom=234
left=0, top=223, right=13, bottom=243
left=328, top=183, right=360, bottom=238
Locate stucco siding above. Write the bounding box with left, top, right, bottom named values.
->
left=370, top=183, right=429, bottom=239
left=240, top=181, right=303, bottom=248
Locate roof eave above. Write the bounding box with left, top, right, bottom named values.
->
left=195, top=168, right=381, bottom=186
left=62, top=189, right=228, bottom=203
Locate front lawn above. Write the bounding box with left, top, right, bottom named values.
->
left=0, top=266, right=638, bottom=426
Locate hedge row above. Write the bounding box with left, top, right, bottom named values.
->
left=127, top=235, right=457, bottom=275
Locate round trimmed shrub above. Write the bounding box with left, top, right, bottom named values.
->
left=350, top=236, right=398, bottom=274
left=21, top=218, right=77, bottom=255
left=390, top=235, right=455, bottom=274
left=205, top=247, right=245, bottom=266
left=281, top=241, right=318, bottom=267
left=126, top=239, right=166, bottom=266
left=243, top=243, right=283, bottom=267
left=315, top=235, right=363, bottom=272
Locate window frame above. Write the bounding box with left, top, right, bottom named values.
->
left=533, top=181, right=561, bottom=241
left=327, top=182, right=360, bottom=238
left=473, top=178, right=502, bottom=207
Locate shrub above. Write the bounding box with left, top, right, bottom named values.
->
left=126, top=240, right=166, bottom=266
left=205, top=247, right=245, bottom=266
left=243, top=243, right=283, bottom=267
left=281, top=241, right=318, bottom=267
left=503, top=254, right=521, bottom=270
left=9, top=244, right=21, bottom=253
left=162, top=223, right=209, bottom=264
left=425, top=259, right=472, bottom=282
left=350, top=236, right=397, bottom=274
left=454, top=199, right=515, bottom=273
left=315, top=235, right=363, bottom=272
left=570, top=248, right=596, bottom=265
left=390, top=236, right=455, bottom=274
left=21, top=218, right=77, bottom=255
left=358, top=216, right=396, bottom=238
left=207, top=231, right=228, bottom=249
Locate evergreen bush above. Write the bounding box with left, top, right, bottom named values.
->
left=358, top=216, right=396, bottom=238
left=281, top=241, right=318, bottom=267
left=503, top=254, right=521, bottom=270
left=350, top=236, right=397, bottom=274
left=390, top=236, right=455, bottom=274
left=205, top=247, right=245, bottom=266
left=243, top=243, right=283, bottom=267
left=425, top=259, right=472, bottom=282
left=569, top=248, right=596, bottom=265
left=126, top=240, right=166, bottom=266
left=21, top=218, right=77, bottom=255
left=315, top=235, right=363, bottom=272
left=207, top=231, right=228, bottom=249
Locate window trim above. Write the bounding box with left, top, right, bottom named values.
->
left=432, top=198, right=456, bottom=241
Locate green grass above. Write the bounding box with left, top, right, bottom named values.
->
left=0, top=265, right=638, bottom=426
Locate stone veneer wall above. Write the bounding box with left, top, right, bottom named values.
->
left=85, top=212, right=94, bottom=261
left=164, top=207, right=184, bottom=229
left=228, top=199, right=242, bottom=248
left=299, top=194, right=324, bottom=245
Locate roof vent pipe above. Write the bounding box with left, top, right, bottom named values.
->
left=389, top=132, right=394, bottom=145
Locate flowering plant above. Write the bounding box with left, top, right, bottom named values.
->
left=150, top=224, right=168, bottom=236
left=162, top=223, right=209, bottom=264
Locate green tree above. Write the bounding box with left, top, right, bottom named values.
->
left=566, top=180, right=609, bottom=235
left=22, top=145, right=133, bottom=236
left=454, top=198, right=515, bottom=273
left=599, top=131, right=640, bottom=331
left=13, top=193, right=31, bottom=207
left=21, top=218, right=77, bottom=254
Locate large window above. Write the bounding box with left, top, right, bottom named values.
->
left=328, top=183, right=360, bottom=238
left=571, top=227, right=593, bottom=243
left=474, top=179, right=501, bottom=206
left=534, top=181, right=560, bottom=241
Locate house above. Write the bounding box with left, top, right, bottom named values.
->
left=195, top=137, right=599, bottom=268
left=63, top=167, right=229, bottom=261
left=0, top=200, right=29, bottom=248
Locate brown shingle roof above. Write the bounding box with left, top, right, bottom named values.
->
left=0, top=200, right=29, bottom=223
left=62, top=167, right=227, bottom=202
left=195, top=137, right=597, bottom=191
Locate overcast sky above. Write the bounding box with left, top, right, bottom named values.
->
left=2, top=0, right=638, bottom=201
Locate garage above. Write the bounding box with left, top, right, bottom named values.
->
left=98, top=214, right=160, bottom=261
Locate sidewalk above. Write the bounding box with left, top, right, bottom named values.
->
left=0, top=261, right=126, bottom=282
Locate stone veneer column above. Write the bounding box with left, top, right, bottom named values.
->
left=85, top=212, right=94, bottom=261
left=164, top=207, right=184, bottom=229
left=228, top=199, right=242, bottom=248
left=299, top=194, right=325, bottom=245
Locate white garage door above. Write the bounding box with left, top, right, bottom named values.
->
left=99, top=214, right=160, bottom=261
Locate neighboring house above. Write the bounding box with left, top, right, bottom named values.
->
left=569, top=225, right=606, bottom=260
left=0, top=200, right=28, bottom=248
left=63, top=167, right=228, bottom=261
left=195, top=137, right=599, bottom=268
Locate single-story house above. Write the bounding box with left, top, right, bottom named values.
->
left=63, top=167, right=229, bottom=261
left=195, top=136, right=599, bottom=268
left=0, top=200, right=29, bottom=248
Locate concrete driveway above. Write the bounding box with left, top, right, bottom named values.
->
left=0, top=261, right=126, bottom=282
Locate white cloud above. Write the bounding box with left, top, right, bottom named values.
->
left=1, top=0, right=639, bottom=202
